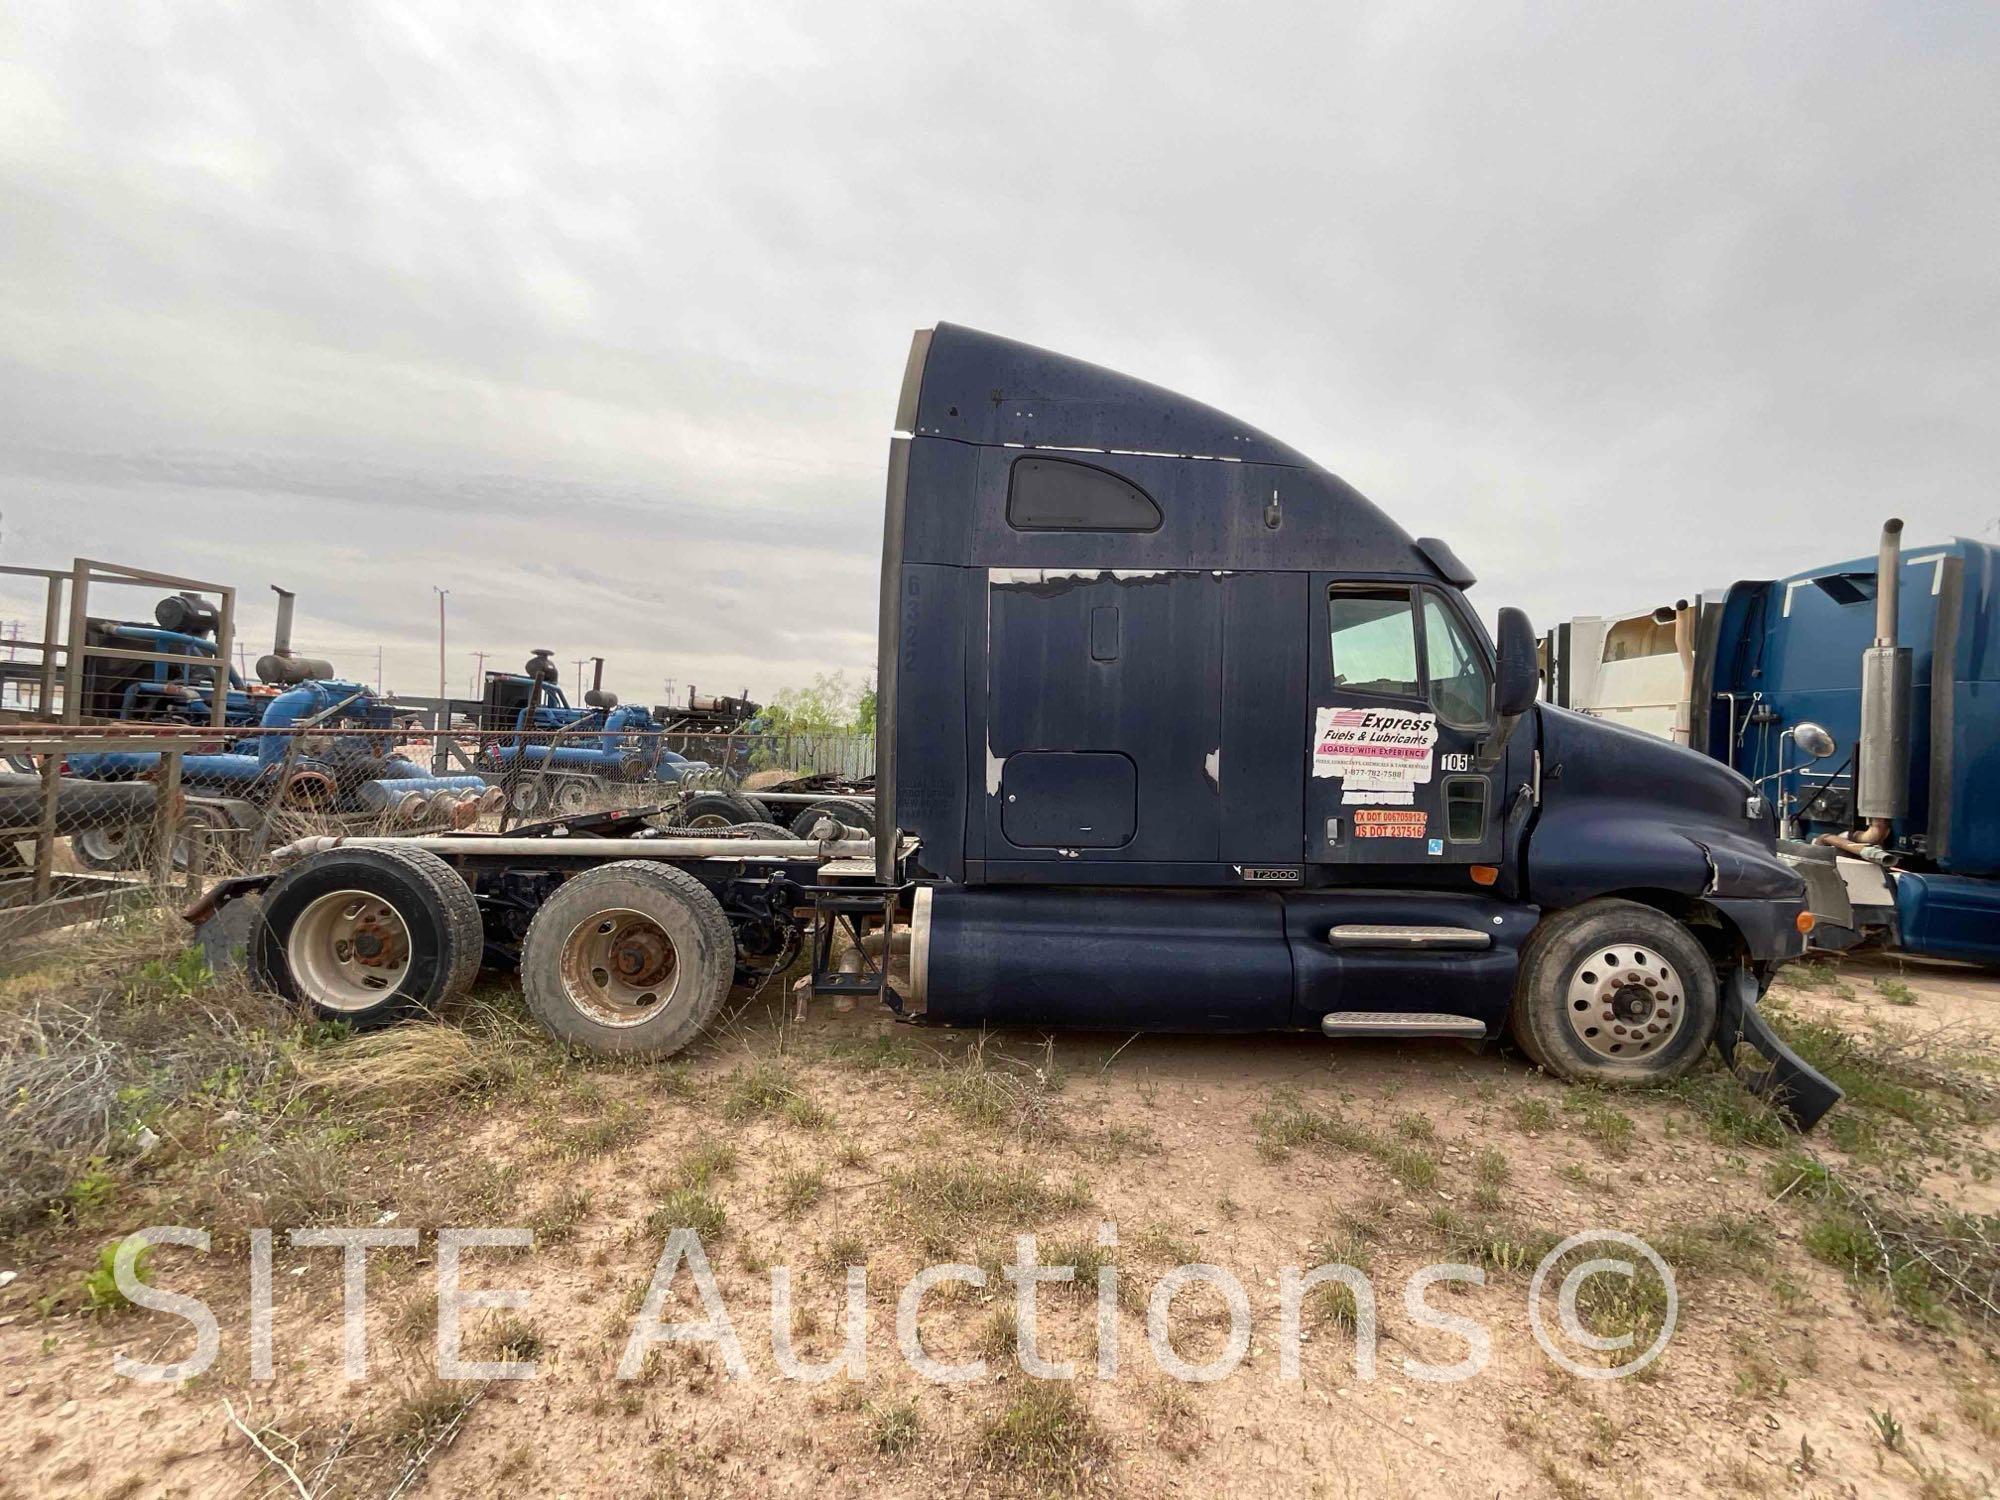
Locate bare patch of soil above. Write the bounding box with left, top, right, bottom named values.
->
left=3, top=939, right=1998, bottom=1498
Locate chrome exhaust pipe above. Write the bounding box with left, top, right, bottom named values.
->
left=1858, top=518, right=1911, bottom=820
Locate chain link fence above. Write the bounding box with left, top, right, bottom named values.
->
left=0, top=724, right=875, bottom=944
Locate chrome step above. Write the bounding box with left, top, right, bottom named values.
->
left=1320, top=1012, right=1490, bottom=1039
left=1326, top=924, right=1491, bottom=950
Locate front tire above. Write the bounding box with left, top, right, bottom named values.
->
left=1509, top=898, right=1718, bottom=1086
left=518, top=861, right=734, bottom=1057
left=251, top=846, right=483, bottom=1024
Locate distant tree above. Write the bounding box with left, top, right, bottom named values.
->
left=754, top=671, right=873, bottom=775
left=762, top=671, right=862, bottom=735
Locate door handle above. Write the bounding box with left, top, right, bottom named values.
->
left=1324, top=816, right=1342, bottom=846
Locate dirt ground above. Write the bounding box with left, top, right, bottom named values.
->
left=2, top=936, right=1998, bottom=1499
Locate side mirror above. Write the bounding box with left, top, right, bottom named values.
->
left=1494, top=607, right=1538, bottom=718
left=1791, top=721, right=1837, bottom=760
left=1477, top=606, right=1537, bottom=768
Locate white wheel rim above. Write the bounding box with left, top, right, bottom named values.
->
left=1563, top=944, right=1685, bottom=1060
left=685, top=812, right=732, bottom=830
left=556, top=782, right=590, bottom=813
left=77, top=828, right=129, bottom=862
left=558, top=906, right=682, bottom=1027
left=286, top=888, right=413, bottom=1012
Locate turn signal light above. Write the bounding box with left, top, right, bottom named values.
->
left=1796, top=910, right=1816, bottom=934
left=1469, top=865, right=1499, bottom=886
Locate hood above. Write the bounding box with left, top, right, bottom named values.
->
left=1540, top=704, right=1763, bottom=827
left=1534, top=704, right=1800, bottom=903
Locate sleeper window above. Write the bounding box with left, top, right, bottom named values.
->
left=1328, top=588, right=1420, bottom=699
left=1007, top=457, right=1162, bottom=532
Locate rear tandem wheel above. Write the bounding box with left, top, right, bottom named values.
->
left=518, top=861, right=735, bottom=1057
left=250, top=845, right=484, bottom=1025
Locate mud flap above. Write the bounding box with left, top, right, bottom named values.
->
left=1716, top=966, right=1843, bottom=1131
left=182, top=874, right=276, bottom=979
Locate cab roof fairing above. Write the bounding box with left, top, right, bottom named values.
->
left=905, top=321, right=1316, bottom=467
left=894, top=323, right=1466, bottom=584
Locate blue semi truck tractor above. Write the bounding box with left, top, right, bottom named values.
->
left=192, top=324, right=1840, bottom=1126
left=1689, top=521, right=2000, bottom=966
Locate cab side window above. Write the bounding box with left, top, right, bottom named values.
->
left=1328, top=588, right=1420, bottom=698
left=1422, top=591, right=1492, bottom=728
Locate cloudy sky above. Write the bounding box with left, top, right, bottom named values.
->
left=2, top=2, right=1994, bottom=705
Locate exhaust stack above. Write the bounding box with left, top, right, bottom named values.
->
left=257, top=585, right=335, bottom=685
left=583, top=655, right=618, bottom=709
left=1857, top=518, right=1911, bottom=821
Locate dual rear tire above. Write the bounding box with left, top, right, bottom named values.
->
left=674, top=790, right=772, bottom=830
left=241, top=847, right=740, bottom=1059
left=251, top=845, right=484, bottom=1025
left=517, top=862, right=735, bottom=1057
left=790, top=797, right=874, bottom=838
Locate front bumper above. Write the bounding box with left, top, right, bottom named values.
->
left=1708, top=895, right=1810, bottom=963
left=1716, top=965, right=1842, bottom=1131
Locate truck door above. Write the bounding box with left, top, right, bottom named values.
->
left=1304, top=579, right=1505, bottom=870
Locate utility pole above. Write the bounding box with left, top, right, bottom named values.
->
left=573, top=658, right=586, bottom=695
left=470, top=650, right=489, bottom=695
left=433, top=587, right=449, bottom=720
left=375, top=645, right=383, bottom=696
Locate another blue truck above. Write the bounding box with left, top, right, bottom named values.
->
left=1690, top=524, right=2000, bottom=966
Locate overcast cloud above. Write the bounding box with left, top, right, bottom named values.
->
left=1, top=1, right=1995, bottom=704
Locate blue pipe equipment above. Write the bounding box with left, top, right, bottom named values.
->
left=356, top=776, right=494, bottom=824
left=254, top=680, right=376, bottom=767
left=64, top=751, right=270, bottom=785
left=100, top=623, right=259, bottom=724
left=104, top=624, right=249, bottom=689
left=363, top=775, right=489, bottom=796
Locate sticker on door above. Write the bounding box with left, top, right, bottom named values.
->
left=1312, top=707, right=1438, bottom=806
left=1353, top=807, right=1429, bottom=839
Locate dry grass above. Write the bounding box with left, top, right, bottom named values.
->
left=292, top=1020, right=533, bottom=1114
left=0, top=905, right=560, bottom=1249
left=924, top=1034, right=1067, bottom=1138
left=0, top=909, right=298, bottom=1236
left=888, top=1152, right=1091, bottom=1257
left=974, top=1381, right=1111, bottom=1495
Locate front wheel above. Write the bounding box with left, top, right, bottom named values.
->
left=1509, top=898, right=1719, bottom=1086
